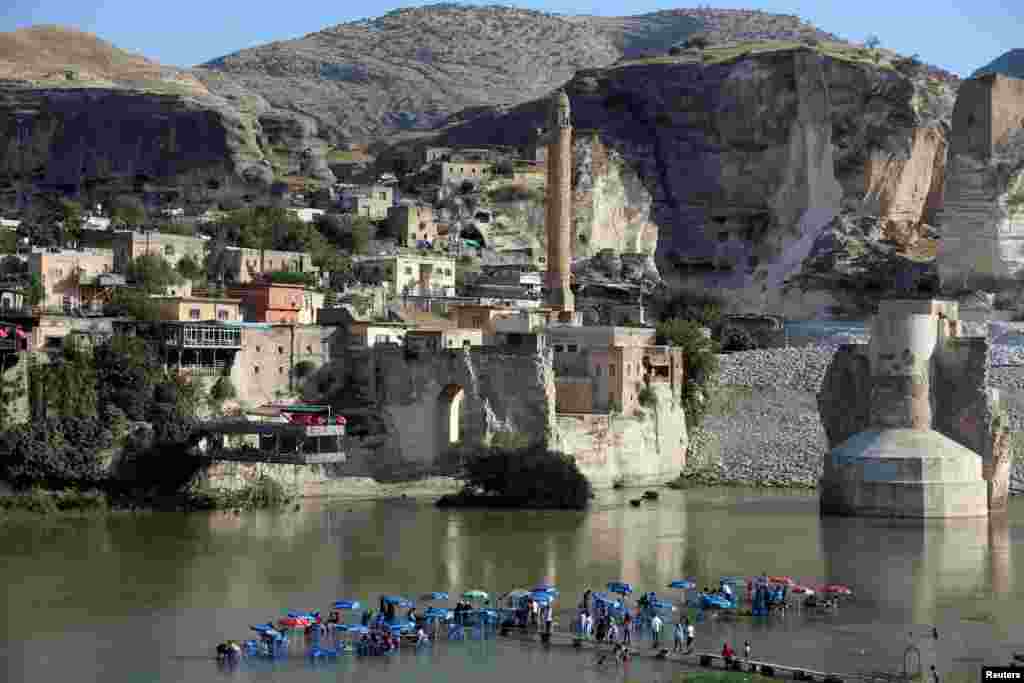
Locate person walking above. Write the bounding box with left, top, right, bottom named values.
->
left=673, top=621, right=685, bottom=652
left=686, top=621, right=695, bottom=653
left=930, top=666, right=940, bottom=683
left=650, top=613, right=663, bottom=648
left=608, top=620, right=619, bottom=643
left=744, top=640, right=751, bottom=661
left=543, top=602, right=554, bottom=635
left=623, top=611, right=632, bottom=644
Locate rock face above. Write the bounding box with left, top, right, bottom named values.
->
left=441, top=47, right=955, bottom=314
left=936, top=74, right=1024, bottom=292
left=0, top=85, right=274, bottom=204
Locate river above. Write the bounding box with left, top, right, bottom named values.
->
left=2, top=488, right=1021, bottom=683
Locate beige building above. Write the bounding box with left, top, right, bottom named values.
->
left=219, top=247, right=318, bottom=285
left=346, top=321, right=409, bottom=348
left=388, top=204, right=437, bottom=248
left=28, top=248, right=115, bottom=311
left=109, top=231, right=207, bottom=273
left=546, top=326, right=685, bottom=415
left=151, top=295, right=241, bottom=322
left=236, top=325, right=334, bottom=405
left=340, top=185, right=394, bottom=219
left=441, top=161, right=493, bottom=186
left=354, top=254, right=456, bottom=296
left=406, top=327, right=483, bottom=352
left=453, top=303, right=549, bottom=344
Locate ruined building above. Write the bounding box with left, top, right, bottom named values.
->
left=818, top=300, right=1011, bottom=518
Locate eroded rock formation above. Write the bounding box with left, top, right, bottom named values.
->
left=441, top=47, right=955, bottom=314
left=937, top=74, right=1024, bottom=292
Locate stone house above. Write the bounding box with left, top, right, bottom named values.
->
left=237, top=324, right=334, bottom=405
left=405, top=327, right=483, bottom=352
left=353, top=254, right=456, bottom=296
left=388, top=204, right=437, bottom=248
left=441, top=161, right=493, bottom=187
left=546, top=326, right=684, bottom=415
left=219, top=247, right=318, bottom=285
left=227, top=282, right=324, bottom=324
left=340, top=185, right=394, bottom=219
left=151, top=294, right=241, bottom=323
left=28, top=247, right=115, bottom=311
left=106, top=231, right=207, bottom=273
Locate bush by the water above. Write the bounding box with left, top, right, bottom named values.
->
left=188, top=475, right=292, bottom=510
left=0, top=416, right=111, bottom=489
left=0, top=487, right=109, bottom=514
left=439, top=443, right=593, bottom=509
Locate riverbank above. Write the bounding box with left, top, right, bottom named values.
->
left=688, top=344, right=1024, bottom=492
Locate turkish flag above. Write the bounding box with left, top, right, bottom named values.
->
left=14, top=328, right=27, bottom=339
left=0, top=328, right=8, bottom=338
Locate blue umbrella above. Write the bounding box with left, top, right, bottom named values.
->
left=420, top=592, right=449, bottom=602
left=382, top=595, right=414, bottom=608
left=533, top=583, right=556, bottom=592
left=592, top=592, right=622, bottom=608
left=343, top=625, right=369, bottom=635
left=668, top=580, right=696, bottom=590
left=333, top=600, right=361, bottom=610
left=607, top=581, right=633, bottom=596
left=424, top=607, right=452, bottom=620
left=528, top=591, right=554, bottom=604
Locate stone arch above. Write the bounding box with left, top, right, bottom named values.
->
left=438, top=383, right=465, bottom=446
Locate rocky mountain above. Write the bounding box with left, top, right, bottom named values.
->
left=430, top=42, right=957, bottom=316
left=195, top=4, right=846, bottom=144
left=973, top=49, right=1024, bottom=79
left=0, top=25, right=338, bottom=209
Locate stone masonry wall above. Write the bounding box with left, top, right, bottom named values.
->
left=554, top=382, right=687, bottom=489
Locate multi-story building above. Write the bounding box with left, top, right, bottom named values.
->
left=151, top=295, right=241, bottom=323
left=441, top=161, right=493, bottom=187
left=28, top=247, right=115, bottom=311
left=353, top=254, right=456, bottom=297
left=339, top=185, right=394, bottom=219
left=545, top=325, right=685, bottom=415
left=106, top=231, right=208, bottom=273
left=388, top=204, right=437, bottom=248
left=227, top=282, right=324, bottom=324
left=405, top=327, right=483, bottom=352
left=218, top=247, right=319, bottom=285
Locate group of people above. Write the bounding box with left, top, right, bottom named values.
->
left=574, top=589, right=696, bottom=654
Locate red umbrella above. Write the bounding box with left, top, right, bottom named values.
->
left=768, top=576, right=795, bottom=586
left=819, top=584, right=853, bottom=596
left=790, top=584, right=815, bottom=595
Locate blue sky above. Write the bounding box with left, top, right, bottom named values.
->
left=2, top=0, right=1019, bottom=76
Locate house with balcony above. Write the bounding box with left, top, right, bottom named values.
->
left=353, top=254, right=456, bottom=297
left=151, top=295, right=241, bottom=323
left=28, top=247, right=115, bottom=312
left=227, top=282, right=324, bottom=324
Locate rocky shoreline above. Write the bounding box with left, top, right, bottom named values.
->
left=685, top=342, right=1024, bottom=493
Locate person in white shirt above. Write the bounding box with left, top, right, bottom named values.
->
left=650, top=614, right=663, bottom=648
left=686, top=622, right=695, bottom=652
left=608, top=621, right=619, bottom=643
left=416, top=627, right=429, bottom=645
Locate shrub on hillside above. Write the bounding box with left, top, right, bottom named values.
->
left=656, top=318, right=720, bottom=430
left=0, top=416, right=112, bottom=489
left=684, top=34, right=710, bottom=49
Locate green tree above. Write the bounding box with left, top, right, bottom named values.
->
left=0, top=415, right=112, bottom=489
left=26, top=274, right=45, bottom=307
left=656, top=318, right=720, bottom=430
left=94, top=334, right=161, bottom=421
left=176, top=253, right=204, bottom=281
left=125, top=253, right=183, bottom=294
left=351, top=220, right=371, bottom=255
left=30, top=345, right=99, bottom=420
left=106, top=288, right=164, bottom=321
left=0, top=232, right=17, bottom=254
left=57, top=199, right=85, bottom=246
left=452, top=443, right=593, bottom=509
left=109, top=196, right=147, bottom=229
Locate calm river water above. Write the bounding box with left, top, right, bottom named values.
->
left=2, top=488, right=1022, bottom=683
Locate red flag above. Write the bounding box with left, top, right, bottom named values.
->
left=0, top=328, right=7, bottom=338
left=15, top=327, right=27, bottom=339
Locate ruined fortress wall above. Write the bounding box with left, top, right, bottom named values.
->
left=950, top=74, right=1024, bottom=160
left=554, top=382, right=687, bottom=489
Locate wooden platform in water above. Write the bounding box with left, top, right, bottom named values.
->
left=496, top=627, right=858, bottom=682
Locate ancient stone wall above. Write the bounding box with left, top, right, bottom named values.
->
left=234, top=325, right=335, bottom=407
left=553, top=382, right=687, bottom=489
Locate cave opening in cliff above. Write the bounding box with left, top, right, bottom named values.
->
left=438, top=384, right=465, bottom=446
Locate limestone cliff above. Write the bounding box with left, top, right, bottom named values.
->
left=937, top=74, right=1024, bottom=292
left=439, top=45, right=955, bottom=314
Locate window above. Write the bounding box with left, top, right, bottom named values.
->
left=554, top=345, right=564, bottom=352
left=164, top=245, right=175, bottom=256
left=55, top=268, right=64, bottom=278
left=375, top=335, right=388, bottom=345
left=306, top=345, right=312, bottom=353
left=253, top=366, right=260, bottom=375
left=255, top=346, right=261, bottom=352
left=610, top=364, right=616, bottom=377
left=189, top=309, right=201, bottom=320
left=595, top=366, right=602, bottom=377
left=278, top=346, right=284, bottom=354
left=279, top=367, right=284, bottom=374
left=445, top=269, right=452, bottom=276
left=379, top=192, right=386, bottom=200
left=217, top=310, right=229, bottom=321
left=567, top=344, right=578, bottom=352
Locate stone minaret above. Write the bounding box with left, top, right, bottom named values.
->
left=543, top=89, right=574, bottom=315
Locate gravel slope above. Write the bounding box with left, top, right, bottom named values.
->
left=696, top=343, right=1024, bottom=492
